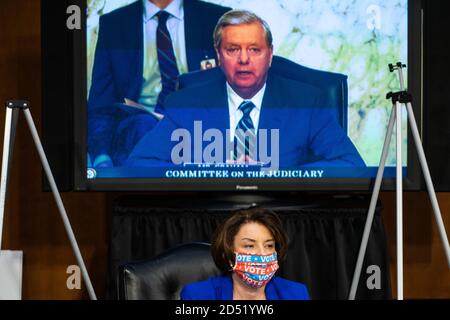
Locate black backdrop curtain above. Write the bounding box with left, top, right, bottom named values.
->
left=106, top=194, right=391, bottom=300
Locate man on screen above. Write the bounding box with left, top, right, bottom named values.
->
left=88, top=0, right=231, bottom=167
left=127, top=10, right=365, bottom=169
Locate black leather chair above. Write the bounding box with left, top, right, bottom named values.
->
left=178, top=55, right=349, bottom=132
left=118, top=242, right=222, bottom=300
left=91, top=55, right=348, bottom=166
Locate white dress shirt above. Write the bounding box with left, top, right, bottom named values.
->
left=138, top=0, right=188, bottom=110
left=227, top=82, right=266, bottom=141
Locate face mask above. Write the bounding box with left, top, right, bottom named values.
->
left=233, top=252, right=279, bottom=288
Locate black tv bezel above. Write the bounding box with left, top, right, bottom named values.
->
left=72, top=0, right=424, bottom=192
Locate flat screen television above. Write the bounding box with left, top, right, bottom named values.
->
left=42, top=0, right=425, bottom=191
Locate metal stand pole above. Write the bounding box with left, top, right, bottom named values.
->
left=348, top=63, right=450, bottom=300
left=0, top=100, right=97, bottom=300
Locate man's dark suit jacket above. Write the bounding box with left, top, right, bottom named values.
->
left=88, top=0, right=231, bottom=164
left=127, top=72, right=366, bottom=168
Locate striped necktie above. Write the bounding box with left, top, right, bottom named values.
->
left=155, top=11, right=179, bottom=113
left=234, top=101, right=257, bottom=160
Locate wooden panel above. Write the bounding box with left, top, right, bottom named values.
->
left=0, top=0, right=108, bottom=299
left=380, top=192, right=450, bottom=298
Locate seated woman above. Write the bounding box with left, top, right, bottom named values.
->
left=180, top=207, right=310, bottom=300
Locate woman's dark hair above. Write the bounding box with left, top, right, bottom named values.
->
left=211, top=207, right=288, bottom=273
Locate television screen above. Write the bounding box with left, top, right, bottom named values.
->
left=71, top=0, right=422, bottom=191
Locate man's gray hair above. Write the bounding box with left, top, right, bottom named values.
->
left=213, top=10, right=273, bottom=49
